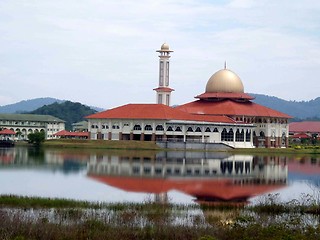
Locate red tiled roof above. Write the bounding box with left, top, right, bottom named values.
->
left=54, top=130, right=89, bottom=137
left=291, top=133, right=311, bottom=139
left=0, top=129, right=15, bottom=135
left=86, top=104, right=236, bottom=124
left=196, top=92, right=254, bottom=100
left=53, top=130, right=69, bottom=136
left=289, top=121, right=320, bottom=133
left=176, top=99, right=291, bottom=118
left=88, top=175, right=285, bottom=201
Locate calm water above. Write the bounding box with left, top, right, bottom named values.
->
left=0, top=146, right=320, bottom=205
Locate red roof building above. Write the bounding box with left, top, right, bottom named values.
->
left=0, top=129, right=16, bottom=135
left=86, top=43, right=291, bottom=149
left=53, top=130, right=89, bottom=139
left=289, top=122, right=320, bottom=135
left=289, top=121, right=320, bottom=142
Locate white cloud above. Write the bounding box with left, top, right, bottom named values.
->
left=0, top=0, right=319, bottom=108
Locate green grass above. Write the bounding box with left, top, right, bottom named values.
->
left=41, top=139, right=161, bottom=150
left=1, top=195, right=320, bottom=240
left=38, top=139, right=320, bottom=154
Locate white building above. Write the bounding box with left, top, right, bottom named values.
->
left=86, top=43, right=291, bottom=149
left=0, top=113, right=65, bottom=140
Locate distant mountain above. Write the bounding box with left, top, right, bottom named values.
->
left=0, top=97, right=104, bottom=114
left=28, top=101, right=98, bottom=130
left=0, top=97, right=64, bottom=113
left=1, top=95, right=319, bottom=125
left=250, top=94, right=320, bottom=120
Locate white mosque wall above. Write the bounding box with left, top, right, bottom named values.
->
left=88, top=118, right=257, bottom=148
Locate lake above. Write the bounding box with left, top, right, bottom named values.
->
left=0, top=146, right=319, bottom=205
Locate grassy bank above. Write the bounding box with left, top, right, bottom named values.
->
left=39, top=139, right=320, bottom=155
left=1, top=195, right=320, bottom=240
left=41, top=139, right=161, bottom=151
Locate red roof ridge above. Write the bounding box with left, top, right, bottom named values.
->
left=176, top=99, right=292, bottom=119
left=85, top=103, right=236, bottom=124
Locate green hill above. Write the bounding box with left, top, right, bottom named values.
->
left=27, top=101, right=98, bottom=130
left=250, top=94, right=320, bottom=120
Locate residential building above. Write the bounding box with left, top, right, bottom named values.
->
left=0, top=113, right=65, bottom=140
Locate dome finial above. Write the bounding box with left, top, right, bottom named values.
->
left=224, top=60, right=227, bottom=69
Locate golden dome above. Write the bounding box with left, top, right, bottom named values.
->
left=205, top=69, right=244, bottom=93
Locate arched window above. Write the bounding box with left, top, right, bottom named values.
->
left=195, top=127, right=201, bottom=132
left=144, top=125, right=153, bottom=131
left=112, top=124, right=119, bottom=129
left=156, top=125, right=164, bottom=131
left=175, top=126, right=182, bottom=132
left=187, top=127, right=193, bottom=132
left=235, top=129, right=244, bottom=142
left=228, top=129, right=234, bottom=141
left=167, top=126, right=173, bottom=131
left=246, top=130, right=251, bottom=142
left=221, top=128, right=228, bottom=141
left=205, top=127, right=211, bottom=132
left=260, top=131, right=265, bottom=137
left=133, top=125, right=142, bottom=131
left=213, top=128, right=219, bottom=132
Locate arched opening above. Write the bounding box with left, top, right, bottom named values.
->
left=167, top=126, right=173, bottom=131
left=175, top=126, right=182, bottom=132
left=133, top=125, right=142, bottom=131
left=235, top=129, right=244, bottom=142
left=245, top=130, right=251, bottom=142
left=195, top=127, right=201, bottom=132
left=156, top=125, right=164, bottom=131
left=187, top=127, right=193, bottom=132
left=144, top=125, right=153, bottom=131
left=221, top=128, right=227, bottom=141
left=228, top=129, right=234, bottom=141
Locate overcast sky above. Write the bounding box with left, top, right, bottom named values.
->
left=1, top=0, right=319, bottom=109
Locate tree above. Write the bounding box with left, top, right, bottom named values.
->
left=27, top=101, right=97, bottom=130
left=28, top=131, right=45, bottom=146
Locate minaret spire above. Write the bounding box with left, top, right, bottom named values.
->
left=153, top=43, right=174, bottom=106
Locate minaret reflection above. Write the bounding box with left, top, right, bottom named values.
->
left=87, top=152, right=288, bottom=205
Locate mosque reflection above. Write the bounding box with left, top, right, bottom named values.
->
left=87, top=151, right=288, bottom=205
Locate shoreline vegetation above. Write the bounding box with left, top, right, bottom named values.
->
left=7, top=140, right=319, bottom=238
left=1, top=195, right=320, bottom=240
left=16, top=139, right=320, bottom=154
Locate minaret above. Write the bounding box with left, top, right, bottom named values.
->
left=153, top=43, right=174, bottom=106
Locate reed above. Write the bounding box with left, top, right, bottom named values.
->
left=1, top=195, right=320, bottom=240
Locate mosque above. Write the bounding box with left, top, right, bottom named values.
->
left=86, top=43, right=291, bottom=149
